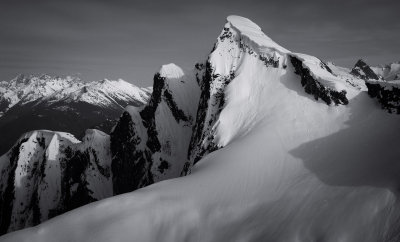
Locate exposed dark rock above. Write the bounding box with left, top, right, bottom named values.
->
left=111, top=112, right=153, bottom=195
left=219, top=27, right=233, bottom=41
left=0, top=98, right=9, bottom=113
left=56, top=148, right=96, bottom=214
left=110, top=68, right=198, bottom=194
left=366, top=82, right=400, bottom=114
left=164, top=89, right=190, bottom=123
left=259, top=55, right=279, bottom=68
left=0, top=131, right=113, bottom=236
left=350, top=59, right=380, bottom=80
left=290, top=56, right=348, bottom=106
left=140, top=73, right=164, bottom=153
left=0, top=138, right=27, bottom=234
left=320, top=61, right=333, bottom=74
left=158, top=159, right=170, bottom=174
left=188, top=60, right=233, bottom=168
left=187, top=61, right=213, bottom=164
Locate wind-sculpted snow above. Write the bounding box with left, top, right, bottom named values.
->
left=1, top=15, right=400, bottom=242
left=188, top=15, right=354, bottom=171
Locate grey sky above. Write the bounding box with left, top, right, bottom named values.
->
left=1, top=0, right=399, bottom=87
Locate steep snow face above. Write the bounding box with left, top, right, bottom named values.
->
left=111, top=64, right=200, bottom=194
left=0, top=130, right=112, bottom=234
left=188, top=15, right=359, bottom=165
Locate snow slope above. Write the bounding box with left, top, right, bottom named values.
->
left=2, top=15, right=400, bottom=242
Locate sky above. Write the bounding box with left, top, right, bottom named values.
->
left=0, top=0, right=399, bottom=87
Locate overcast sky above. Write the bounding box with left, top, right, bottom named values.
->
left=1, top=0, right=399, bottom=86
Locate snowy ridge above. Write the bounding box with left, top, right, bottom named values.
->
left=1, top=15, right=400, bottom=242
left=189, top=15, right=361, bottom=165
left=227, top=15, right=289, bottom=55
left=291, top=53, right=360, bottom=99
left=352, top=60, right=400, bottom=114
left=326, top=62, right=367, bottom=90
left=0, top=74, right=150, bottom=114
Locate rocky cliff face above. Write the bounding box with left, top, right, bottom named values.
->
left=290, top=56, right=348, bottom=105
left=111, top=64, right=200, bottom=194
left=350, top=59, right=381, bottom=80
left=351, top=60, right=400, bottom=114
left=0, top=130, right=111, bottom=234
left=365, top=81, right=400, bottom=114
left=0, top=64, right=201, bottom=234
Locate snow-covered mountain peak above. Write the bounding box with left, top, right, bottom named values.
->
left=226, top=15, right=289, bottom=54
left=159, top=63, right=185, bottom=79
left=227, top=15, right=261, bottom=31
left=0, top=74, right=150, bottom=113
left=17, top=130, right=81, bottom=148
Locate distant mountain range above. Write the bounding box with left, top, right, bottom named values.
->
left=0, top=74, right=151, bottom=155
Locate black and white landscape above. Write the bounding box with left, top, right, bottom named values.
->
left=1, top=1, right=400, bottom=241
left=0, top=75, right=151, bottom=155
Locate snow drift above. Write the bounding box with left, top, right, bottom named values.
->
left=1, top=15, right=400, bottom=242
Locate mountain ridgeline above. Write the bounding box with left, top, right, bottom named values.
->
left=0, top=15, right=399, bottom=236
left=349, top=59, right=400, bottom=113
left=0, top=75, right=151, bottom=155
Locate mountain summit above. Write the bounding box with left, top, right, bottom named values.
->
left=1, top=16, right=400, bottom=242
